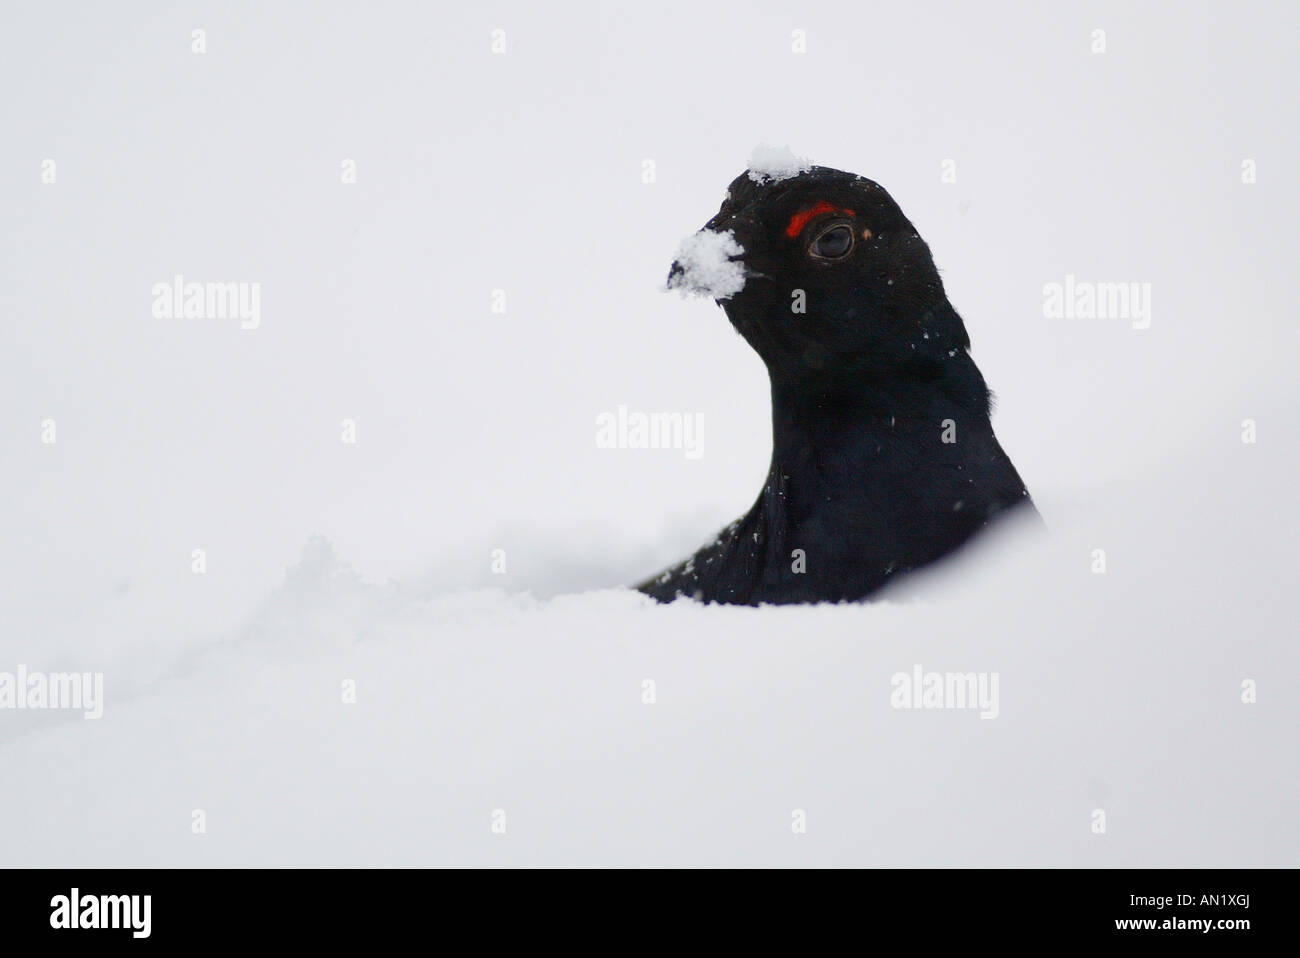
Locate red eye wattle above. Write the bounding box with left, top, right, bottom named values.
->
left=785, top=201, right=855, bottom=238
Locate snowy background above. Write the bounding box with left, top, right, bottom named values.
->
left=1, top=0, right=1296, bottom=865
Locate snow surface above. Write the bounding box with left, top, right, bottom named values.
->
left=747, top=144, right=813, bottom=184
left=666, top=228, right=746, bottom=300
left=2, top=431, right=1296, bottom=866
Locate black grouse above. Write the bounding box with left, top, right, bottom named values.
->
left=637, top=163, right=1036, bottom=605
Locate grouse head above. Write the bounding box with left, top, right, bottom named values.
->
left=669, top=165, right=975, bottom=400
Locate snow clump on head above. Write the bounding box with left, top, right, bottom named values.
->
left=746, top=144, right=813, bottom=184
left=666, top=229, right=746, bottom=300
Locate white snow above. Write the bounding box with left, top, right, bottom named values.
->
left=747, top=144, right=813, bottom=184
left=1, top=433, right=1296, bottom=866
left=666, top=228, right=746, bottom=300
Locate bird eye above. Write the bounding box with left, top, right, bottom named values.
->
left=810, top=223, right=853, bottom=260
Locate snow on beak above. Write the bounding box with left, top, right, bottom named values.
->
left=666, top=228, right=747, bottom=301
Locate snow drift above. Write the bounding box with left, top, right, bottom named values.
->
left=2, top=422, right=1295, bottom=866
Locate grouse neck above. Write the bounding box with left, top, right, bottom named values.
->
left=767, top=358, right=994, bottom=470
